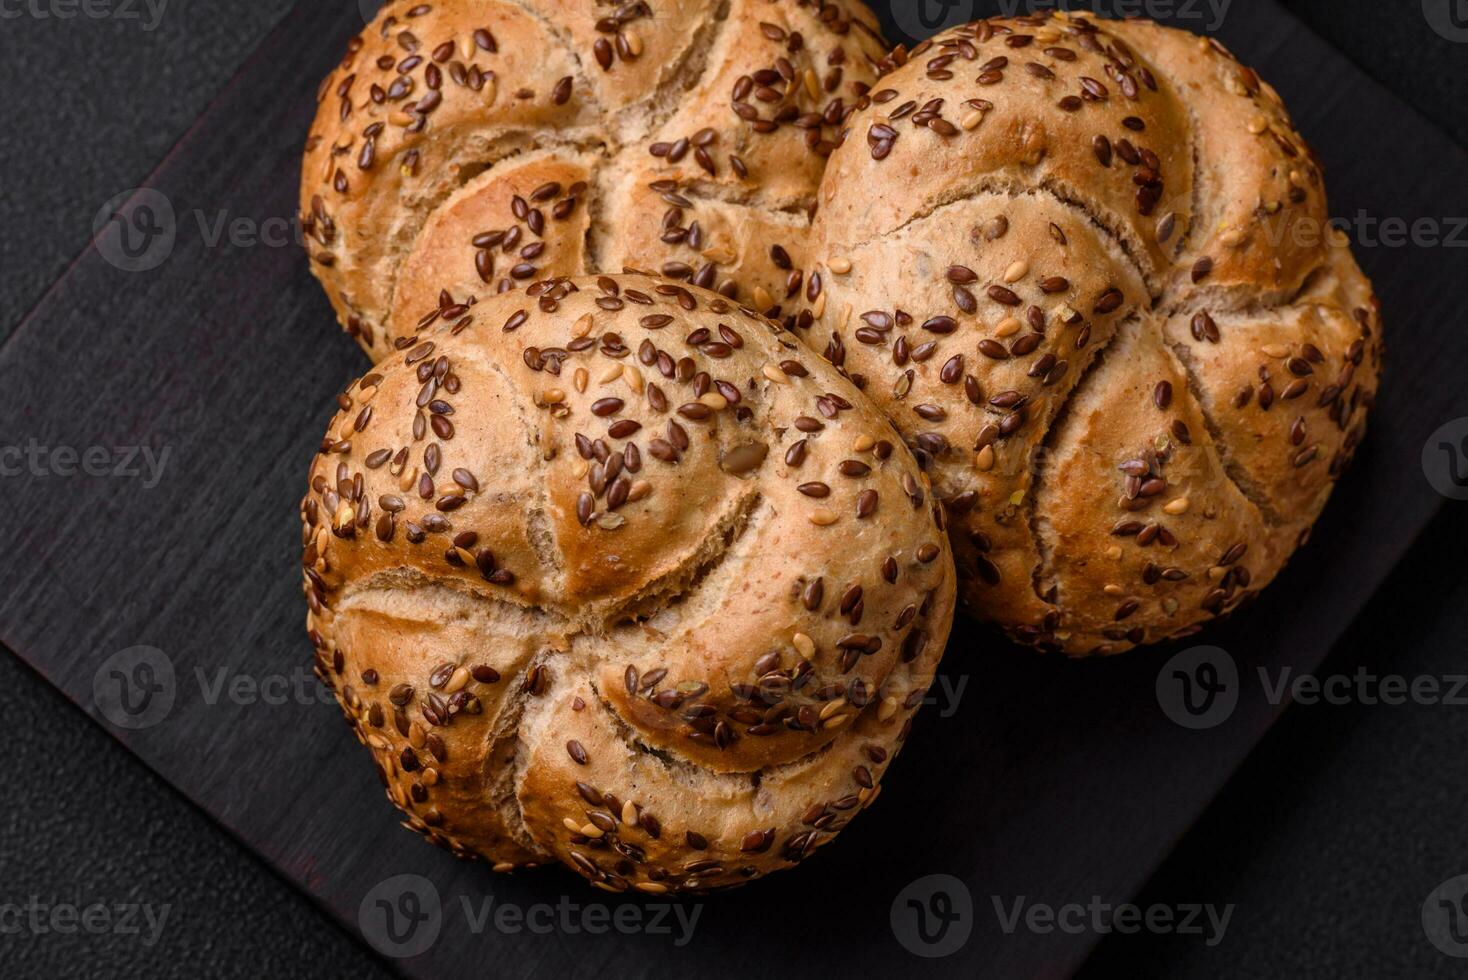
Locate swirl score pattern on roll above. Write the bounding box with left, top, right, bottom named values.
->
left=805, top=13, right=1383, bottom=655
left=301, top=0, right=887, bottom=358
left=301, top=274, right=954, bottom=892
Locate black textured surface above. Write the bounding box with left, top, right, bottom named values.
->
left=0, top=0, right=298, bottom=339
left=1080, top=502, right=1468, bottom=978
left=2, top=1, right=1466, bottom=978
left=1285, top=0, right=1468, bottom=147
left=0, top=1, right=389, bottom=976
left=0, top=651, right=387, bottom=979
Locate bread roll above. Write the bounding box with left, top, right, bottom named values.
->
left=300, top=0, right=888, bottom=358
left=301, top=274, right=954, bottom=891
left=804, top=13, right=1382, bottom=654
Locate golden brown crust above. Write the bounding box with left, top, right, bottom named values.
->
left=302, top=274, right=954, bottom=891
left=300, top=0, right=888, bottom=357
left=802, top=12, right=1382, bottom=654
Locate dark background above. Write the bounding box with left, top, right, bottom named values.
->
left=1, top=1, right=1465, bottom=976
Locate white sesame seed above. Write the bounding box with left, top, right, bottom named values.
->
left=444, top=666, right=470, bottom=693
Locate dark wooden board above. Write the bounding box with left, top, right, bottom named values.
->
left=1, top=1, right=1465, bottom=976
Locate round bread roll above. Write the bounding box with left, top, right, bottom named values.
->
left=300, top=0, right=887, bottom=358
left=804, top=13, right=1383, bottom=655
left=301, top=273, right=955, bottom=892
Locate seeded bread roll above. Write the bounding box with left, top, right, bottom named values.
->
left=301, top=274, right=954, bottom=891
left=300, top=0, right=887, bottom=358
left=803, top=12, right=1382, bottom=655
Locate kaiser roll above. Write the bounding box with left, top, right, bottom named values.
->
left=300, top=0, right=888, bottom=359
left=301, top=273, right=955, bottom=892
left=804, top=13, right=1383, bottom=655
